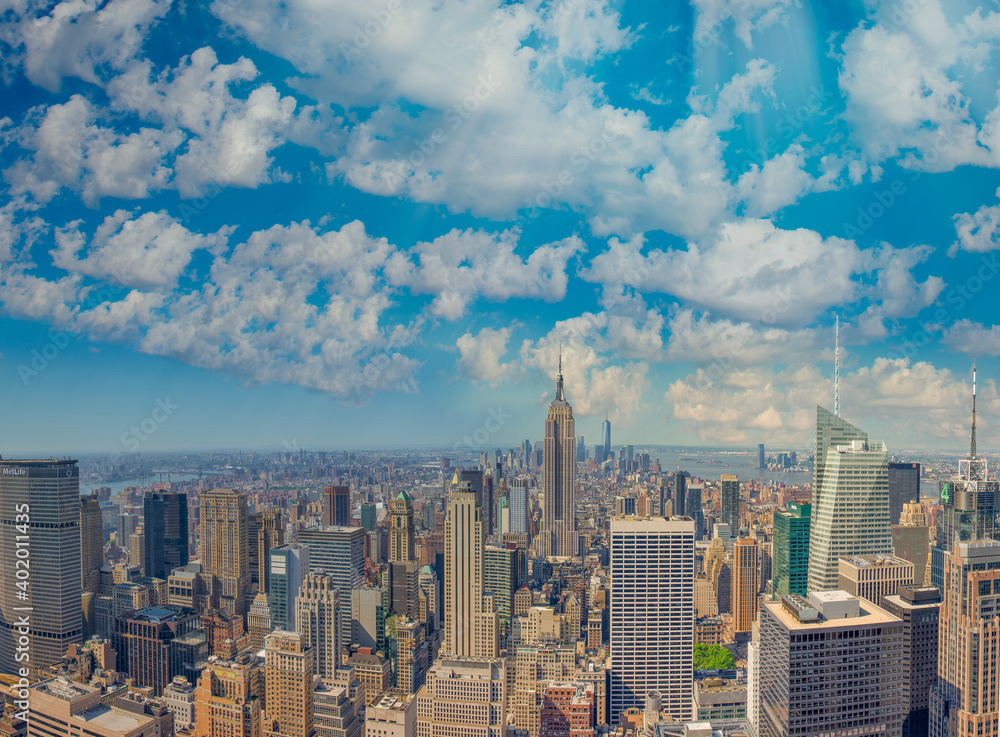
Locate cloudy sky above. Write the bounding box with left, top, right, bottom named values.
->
left=2, top=0, right=1000, bottom=455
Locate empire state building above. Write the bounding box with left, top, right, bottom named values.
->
left=541, top=356, right=577, bottom=558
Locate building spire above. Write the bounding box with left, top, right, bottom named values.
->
left=834, top=315, right=840, bottom=417
left=556, top=345, right=565, bottom=402
left=971, top=359, right=978, bottom=462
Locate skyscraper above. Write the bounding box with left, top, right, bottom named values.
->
left=930, top=540, right=1000, bottom=737
left=808, top=407, right=892, bottom=593
left=610, top=516, right=695, bottom=723
left=882, top=585, right=942, bottom=737
left=888, top=463, right=921, bottom=526
left=81, top=494, right=104, bottom=594
left=601, top=416, right=611, bottom=464
left=323, top=485, right=351, bottom=527
left=673, top=471, right=690, bottom=517
left=541, top=357, right=577, bottom=558
left=144, top=491, right=189, bottom=581
left=931, top=370, right=1000, bottom=589
left=195, top=652, right=265, bottom=737
left=509, top=478, right=529, bottom=535
left=199, top=488, right=250, bottom=617
left=264, top=631, right=314, bottom=737
left=720, top=474, right=740, bottom=533
left=444, top=471, right=496, bottom=657
left=297, top=526, right=365, bottom=651
left=757, top=443, right=765, bottom=469
left=269, top=543, right=310, bottom=632
left=758, top=591, right=904, bottom=737
left=249, top=506, right=284, bottom=594
left=414, top=658, right=507, bottom=737
left=295, top=570, right=342, bottom=680
left=731, top=536, right=759, bottom=638
left=771, top=502, right=810, bottom=599
left=0, top=458, right=83, bottom=675
left=390, top=491, right=415, bottom=563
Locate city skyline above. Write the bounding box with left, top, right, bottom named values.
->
left=3, top=0, right=1000, bottom=454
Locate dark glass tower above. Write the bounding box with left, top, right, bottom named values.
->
left=888, top=462, right=921, bottom=526
left=144, top=491, right=189, bottom=580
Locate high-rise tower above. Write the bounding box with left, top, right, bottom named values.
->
left=720, top=474, right=740, bottom=533
left=601, top=416, right=611, bottom=464
left=0, top=459, right=83, bottom=675
left=610, top=516, right=695, bottom=723
left=81, top=494, right=103, bottom=594
left=808, top=408, right=892, bottom=593
left=443, top=471, right=497, bottom=657
left=200, top=488, right=250, bottom=617
left=541, top=355, right=577, bottom=558
left=249, top=506, right=284, bottom=594
left=390, top=491, right=415, bottom=563
left=144, top=491, right=189, bottom=581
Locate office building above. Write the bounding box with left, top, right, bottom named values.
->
left=269, top=543, right=309, bottom=632
left=264, top=631, right=314, bottom=737
left=693, top=677, right=747, bottom=722
left=444, top=472, right=486, bottom=657
left=893, top=502, right=931, bottom=585
left=129, top=530, right=145, bottom=575
left=731, top=537, right=759, bottom=638
left=366, top=694, right=416, bottom=737
left=883, top=585, right=942, bottom=737
left=758, top=591, right=904, bottom=737
left=414, top=657, right=507, bottom=737
left=889, top=463, right=921, bottom=526
left=509, top=478, right=529, bottom=535
left=686, top=483, right=704, bottom=539
left=601, top=417, right=611, bottom=464
left=610, top=516, right=695, bottom=723
left=323, top=485, right=351, bottom=527
left=351, top=586, right=387, bottom=652
left=672, top=471, right=690, bottom=517
left=576, top=435, right=586, bottom=463
left=360, top=502, right=377, bottom=532
left=808, top=408, right=892, bottom=593
left=757, top=444, right=765, bottom=469
left=484, top=544, right=520, bottom=637
left=720, top=474, right=740, bottom=533
left=298, top=526, right=365, bottom=651
left=113, top=604, right=206, bottom=696
left=249, top=507, right=284, bottom=594
left=539, top=682, right=595, bottom=737
left=143, top=492, right=189, bottom=581
left=541, top=359, right=577, bottom=558
left=389, top=560, right=419, bottom=621
left=28, top=679, right=157, bottom=737
left=390, top=491, right=416, bottom=563
left=162, top=675, right=197, bottom=731
left=772, top=502, right=810, bottom=599
left=931, top=374, right=1000, bottom=590
left=838, top=555, right=914, bottom=606
left=194, top=653, right=265, bottom=737
left=81, top=495, right=104, bottom=594
left=295, top=570, right=342, bottom=680
left=313, top=676, right=363, bottom=737
left=200, top=488, right=250, bottom=617
left=930, top=540, right=1000, bottom=737
left=0, top=459, right=83, bottom=675
left=247, top=592, right=272, bottom=652
left=395, top=618, right=429, bottom=696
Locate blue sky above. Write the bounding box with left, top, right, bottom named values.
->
left=2, top=0, right=1000, bottom=456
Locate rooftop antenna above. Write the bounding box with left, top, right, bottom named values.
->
left=971, top=359, right=978, bottom=462
left=834, top=315, right=840, bottom=417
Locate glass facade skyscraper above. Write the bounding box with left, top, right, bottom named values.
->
left=772, top=502, right=811, bottom=599
left=0, top=459, right=83, bottom=676
left=144, top=491, right=189, bottom=580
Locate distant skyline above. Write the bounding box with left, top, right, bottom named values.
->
left=3, top=0, right=1000, bottom=453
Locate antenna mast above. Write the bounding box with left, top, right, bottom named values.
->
left=834, top=315, right=840, bottom=417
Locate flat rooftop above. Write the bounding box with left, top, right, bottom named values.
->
left=79, top=705, right=147, bottom=732
left=130, top=605, right=192, bottom=622
left=34, top=679, right=95, bottom=700
left=764, top=597, right=900, bottom=630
